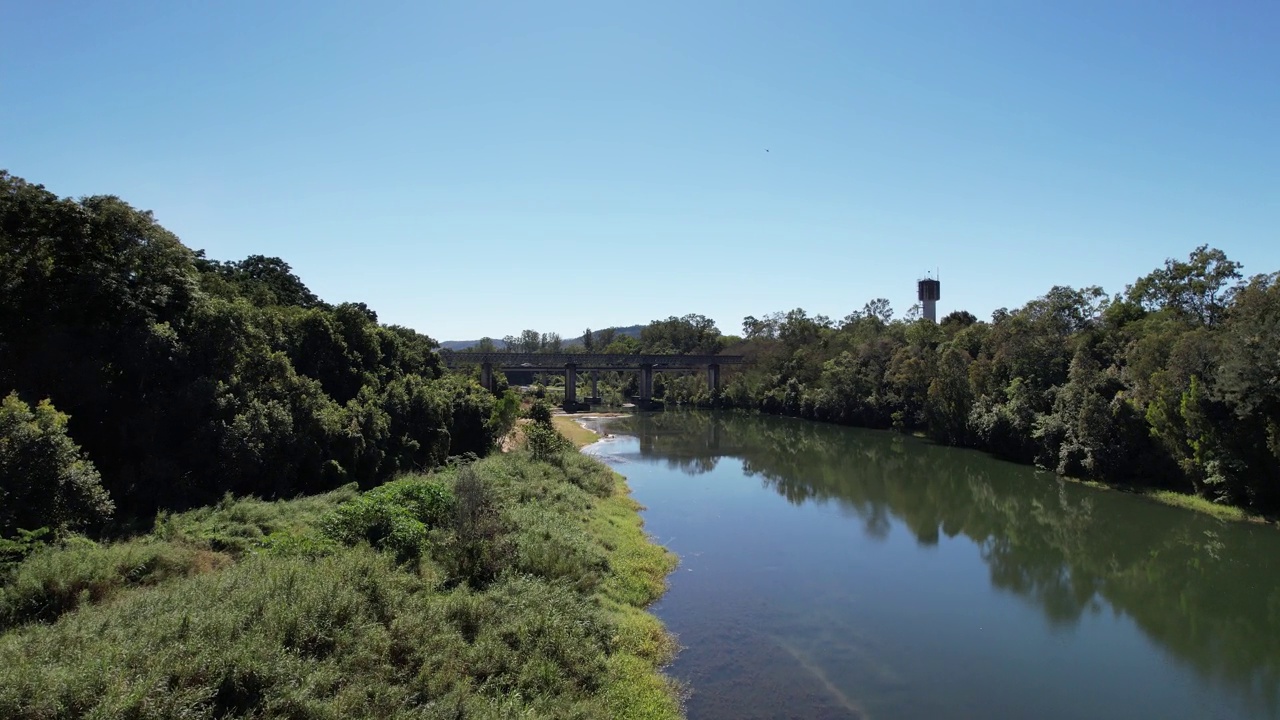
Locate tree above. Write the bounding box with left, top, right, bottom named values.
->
left=863, top=298, right=894, bottom=324
left=1126, top=245, right=1242, bottom=325
left=0, top=393, right=114, bottom=537
left=197, top=254, right=321, bottom=308
left=581, top=328, right=595, bottom=352
left=742, top=315, right=777, bottom=340
left=940, top=310, right=977, bottom=329
left=641, top=314, right=722, bottom=354
left=0, top=170, right=502, bottom=521
left=517, top=330, right=542, bottom=354
left=925, top=345, right=974, bottom=445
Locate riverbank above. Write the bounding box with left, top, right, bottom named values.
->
left=0, top=449, right=682, bottom=718
left=552, top=412, right=630, bottom=449
left=1018, top=458, right=1271, bottom=525
left=588, top=409, right=1280, bottom=719
left=770, top=410, right=1277, bottom=527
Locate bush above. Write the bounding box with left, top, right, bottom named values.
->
left=0, top=529, right=51, bottom=571
left=559, top=451, right=617, bottom=498
left=525, top=422, right=574, bottom=461
left=439, top=466, right=512, bottom=588
left=0, top=393, right=114, bottom=538
left=321, top=477, right=454, bottom=561
left=526, top=399, right=553, bottom=424
left=0, top=450, right=681, bottom=720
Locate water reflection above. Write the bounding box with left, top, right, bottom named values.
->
left=610, top=411, right=1280, bottom=718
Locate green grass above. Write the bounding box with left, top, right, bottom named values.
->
left=1057, top=474, right=1272, bottom=525
left=0, top=448, right=682, bottom=719
left=1144, top=489, right=1256, bottom=523
left=552, top=415, right=602, bottom=448
left=153, top=483, right=361, bottom=556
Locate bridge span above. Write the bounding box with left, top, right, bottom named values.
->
left=442, top=352, right=745, bottom=408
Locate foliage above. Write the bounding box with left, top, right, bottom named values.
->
left=152, top=483, right=359, bottom=556
left=321, top=478, right=455, bottom=561
left=437, top=466, right=511, bottom=588
left=0, top=170, right=501, bottom=524
left=526, top=399, right=553, bottom=424
left=0, top=393, right=113, bottom=538
left=0, top=538, right=229, bottom=630
left=0, top=452, right=680, bottom=719
left=711, top=247, right=1280, bottom=514
left=526, top=422, right=575, bottom=461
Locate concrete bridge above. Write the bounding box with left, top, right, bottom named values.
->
left=441, top=352, right=745, bottom=408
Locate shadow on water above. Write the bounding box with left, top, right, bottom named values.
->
left=601, top=411, right=1280, bottom=719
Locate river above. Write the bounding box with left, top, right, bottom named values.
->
left=583, top=411, right=1280, bottom=720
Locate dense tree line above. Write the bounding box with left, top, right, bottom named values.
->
left=706, top=247, right=1278, bottom=513
left=0, top=171, right=514, bottom=537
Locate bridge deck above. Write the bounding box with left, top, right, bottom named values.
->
left=442, top=352, right=744, bottom=369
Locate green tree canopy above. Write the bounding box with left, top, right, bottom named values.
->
left=0, top=393, right=114, bottom=537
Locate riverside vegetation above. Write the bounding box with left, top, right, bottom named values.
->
left=492, top=247, right=1280, bottom=518
left=0, top=448, right=681, bottom=718
left=0, top=171, right=679, bottom=718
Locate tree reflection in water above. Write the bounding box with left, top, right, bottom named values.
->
left=615, top=411, right=1280, bottom=716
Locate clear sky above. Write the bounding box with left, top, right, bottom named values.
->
left=4, top=1, right=1277, bottom=341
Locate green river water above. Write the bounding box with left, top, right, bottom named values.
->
left=584, top=411, right=1280, bottom=720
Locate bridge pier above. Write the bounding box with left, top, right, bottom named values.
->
left=591, top=371, right=599, bottom=401
left=639, top=364, right=653, bottom=403
left=564, top=363, right=577, bottom=410
left=481, top=362, right=493, bottom=392
left=707, top=363, right=720, bottom=393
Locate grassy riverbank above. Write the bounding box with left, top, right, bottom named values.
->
left=552, top=414, right=603, bottom=448
left=1063, top=474, right=1268, bottom=524
left=0, top=448, right=681, bottom=718
left=1144, top=489, right=1260, bottom=523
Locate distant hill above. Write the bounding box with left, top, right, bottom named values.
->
left=441, top=325, right=644, bottom=351
left=439, top=338, right=507, bottom=351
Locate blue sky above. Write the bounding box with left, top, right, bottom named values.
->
left=4, top=1, right=1277, bottom=341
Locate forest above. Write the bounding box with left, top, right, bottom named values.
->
left=1, top=170, right=518, bottom=544
left=715, top=247, right=1279, bottom=514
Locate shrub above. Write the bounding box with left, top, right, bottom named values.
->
left=526, top=400, right=553, bottom=424
left=257, top=529, right=340, bottom=559
left=438, top=466, right=512, bottom=588
left=0, top=393, right=114, bottom=538
left=321, top=477, right=454, bottom=561
left=0, top=529, right=51, bottom=571
left=525, top=422, right=573, bottom=461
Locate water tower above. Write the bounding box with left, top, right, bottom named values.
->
left=917, top=276, right=941, bottom=322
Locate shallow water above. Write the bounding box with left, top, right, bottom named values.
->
left=584, top=411, right=1280, bottom=720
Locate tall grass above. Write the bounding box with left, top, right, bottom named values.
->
left=0, top=538, right=230, bottom=630
left=0, top=446, right=682, bottom=719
